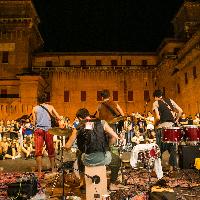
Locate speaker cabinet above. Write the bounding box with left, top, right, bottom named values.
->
left=149, top=192, right=176, bottom=200
left=179, top=145, right=200, bottom=169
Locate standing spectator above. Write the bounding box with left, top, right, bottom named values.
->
left=124, top=116, right=134, bottom=144
left=193, top=114, right=200, bottom=125
left=188, top=115, right=193, bottom=125
left=137, top=114, right=147, bottom=135
left=146, top=111, right=155, bottom=138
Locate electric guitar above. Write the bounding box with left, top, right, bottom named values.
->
left=133, top=113, right=155, bottom=124
left=108, top=116, right=126, bottom=124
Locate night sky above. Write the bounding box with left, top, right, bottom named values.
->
left=33, top=0, right=183, bottom=52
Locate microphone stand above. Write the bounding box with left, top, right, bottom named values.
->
left=60, top=136, right=66, bottom=200
left=54, top=136, right=66, bottom=200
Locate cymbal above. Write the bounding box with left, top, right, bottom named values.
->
left=49, top=127, right=73, bottom=137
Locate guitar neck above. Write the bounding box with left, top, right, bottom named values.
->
left=109, top=116, right=125, bottom=124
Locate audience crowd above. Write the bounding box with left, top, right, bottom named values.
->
left=0, top=112, right=199, bottom=161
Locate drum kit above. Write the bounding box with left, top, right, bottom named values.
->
left=48, top=126, right=73, bottom=138
left=162, top=125, right=200, bottom=145
left=129, top=143, right=163, bottom=190
left=161, top=124, right=200, bottom=170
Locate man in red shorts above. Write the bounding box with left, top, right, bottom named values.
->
left=32, top=92, right=61, bottom=178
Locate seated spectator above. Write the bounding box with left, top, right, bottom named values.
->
left=10, top=123, right=19, bottom=140
left=0, top=123, right=4, bottom=141
left=193, top=114, right=200, bottom=125
left=131, top=126, right=145, bottom=146
left=4, top=138, right=20, bottom=160
left=146, top=131, right=156, bottom=144
left=0, top=136, right=9, bottom=159
left=179, top=113, right=188, bottom=125
left=24, top=119, right=34, bottom=138
left=20, top=137, right=35, bottom=159
left=0, top=140, right=5, bottom=160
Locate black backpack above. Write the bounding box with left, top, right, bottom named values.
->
left=77, top=120, right=108, bottom=154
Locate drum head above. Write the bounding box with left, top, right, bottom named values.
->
left=183, top=125, right=198, bottom=128
left=163, top=127, right=181, bottom=130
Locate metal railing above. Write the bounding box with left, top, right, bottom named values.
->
left=32, top=64, right=156, bottom=72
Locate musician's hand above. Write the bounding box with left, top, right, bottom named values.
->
left=65, top=148, right=71, bottom=152
left=175, top=119, right=180, bottom=126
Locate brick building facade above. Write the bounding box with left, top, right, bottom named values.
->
left=0, top=0, right=199, bottom=120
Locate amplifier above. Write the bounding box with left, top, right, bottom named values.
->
left=179, top=145, right=200, bottom=169
left=149, top=192, right=176, bottom=200
left=7, top=176, right=38, bottom=200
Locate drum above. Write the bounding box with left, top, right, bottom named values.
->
left=62, top=149, right=77, bottom=163
left=162, top=127, right=182, bottom=143
left=184, top=125, right=200, bottom=142
left=119, top=143, right=132, bottom=163
left=138, top=145, right=160, bottom=162
left=121, top=152, right=132, bottom=163
left=130, top=143, right=161, bottom=168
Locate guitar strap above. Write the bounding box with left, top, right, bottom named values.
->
left=102, top=102, right=119, bottom=117
left=39, top=105, right=54, bottom=119
left=161, top=99, right=174, bottom=112
left=160, top=99, right=176, bottom=121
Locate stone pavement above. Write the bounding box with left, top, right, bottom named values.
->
left=0, top=153, right=86, bottom=200
left=1, top=150, right=200, bottom=199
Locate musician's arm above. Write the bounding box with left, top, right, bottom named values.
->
left=116, top=103, right=124, bottom=116
left=109, top=136, right=117, bottom=146
left=65, top=129, right=77, bottom=149
left=152, top=101, right=160, bottom=125
left=52, top=106, right=61, bottom=120
left=104, top=121, right=120, bottom=140
left=32, top=107, right=36, bottom=126
left=180, top=120, right=188, bottom=125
